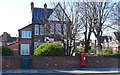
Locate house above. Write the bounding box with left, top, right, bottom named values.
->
left=0, top=32, right=18, bottom=51
left=18, top=2, right=71, bottom=55
left=7, top=43, right=18, bottom=50
left=0, top=32, right=17, bottom=46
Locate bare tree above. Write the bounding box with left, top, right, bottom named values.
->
left=75, top=2, right=93, bottom=53
left=113, top=1, right=120, bottom=44
left=80, top=1, right=116, bottom=54
left=50, top=2, right=84, bottom=55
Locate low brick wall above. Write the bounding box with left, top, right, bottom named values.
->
left=1, top=56, right=119, bottom=69
left=2, top=56, right=81, bottom=69
left=86, top=56, right=119, bottom=68
left=2, top=56, right=21, bottom=69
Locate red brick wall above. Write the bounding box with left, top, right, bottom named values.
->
left=86, top=56, right=119, bottom=68
left=2, top=56, right=21, bottom=69
left=1, top=56, right=119, bottom=69
left=30, top=56, right=81, bottom=69
left=2, top=56, right=81, bottom=69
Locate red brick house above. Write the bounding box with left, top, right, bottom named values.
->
left=18, top=2, right=71, bottom=55
left=0, top=32, right=17, bottom=46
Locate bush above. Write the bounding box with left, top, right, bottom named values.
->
left=34, top=42, right=65, bottom=56
left=102, top=48, right=112, bottom=54
left=88, top=49, right=95, bottom=54
left=74, top=48, right=84, bottom=53
left=1, top=46, right=13, bottom=56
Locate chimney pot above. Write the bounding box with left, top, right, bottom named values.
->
left=44, top=3, right=47, bottom=10
left=31, top=2, right=34, bottom=10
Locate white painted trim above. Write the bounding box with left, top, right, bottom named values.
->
left=20, top=44, right=30, bottom=55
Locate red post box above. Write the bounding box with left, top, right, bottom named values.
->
left=81, top=53, right=86, bottom=68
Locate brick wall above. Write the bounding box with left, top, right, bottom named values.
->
left=1, top=56, right=119, bottom=69
left=2, top=56, right=81, bottom=69
left=2, top=56, right=21, bottom=69
left=86, top=56, right=119, bottom=68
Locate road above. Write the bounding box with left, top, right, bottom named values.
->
left=1, top=73, right=120, bottom=75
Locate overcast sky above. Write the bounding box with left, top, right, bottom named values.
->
left=0, top=0, right=52, bottom=37
left=0, top=0, right=118, bottom=37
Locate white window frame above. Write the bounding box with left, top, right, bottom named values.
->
left=63, top=24, right=67, bottom=35
left=34, top=42, right=44, bottom=49
left=20, top=44, right=30, bottom=55
left=35, top=25, right=39, bottom=35
left=50, top=23, right=54, bottom=34
left=56, top=24, right=61, bottom=34
left=22, top=31, right=31, bottom=38
left=40, top=25, right=44, bottom=35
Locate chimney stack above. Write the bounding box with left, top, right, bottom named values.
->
left=31, top=2, right=34, bottom=10
left=44, top=3, right=47, bottom=10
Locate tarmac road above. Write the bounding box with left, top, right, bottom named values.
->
left=1, top=73, right=120, bottom=75
left=1, top=68, right=120, bottom=75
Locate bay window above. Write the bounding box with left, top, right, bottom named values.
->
left=22, top=31, right=31, bottom=38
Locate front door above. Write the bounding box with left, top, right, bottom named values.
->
left=21, top=44, right=30, bottom=55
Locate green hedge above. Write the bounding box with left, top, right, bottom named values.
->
left=34, top=42, right=65, bottom=56
left=102, top=48, right=112, bottom=54
left=1, top=46, right=13, bottom=56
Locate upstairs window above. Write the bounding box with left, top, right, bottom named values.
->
left=63, top=24, right=67, bottom=35
left=35, top=25, right=39, bottom=35
left=40, top=25, right=44, bottom=35
left=50, top=23, right=54, bottom=34
left=56, top=24, right=61, bottom=34
left=22, top=31, right=31, bottom=38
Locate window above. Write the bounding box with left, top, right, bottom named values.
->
left=34, top=42, right=43, bottom=49
left=56, top=24, right=61, bottom=34
left=50, top=23, right=54, bottom=34
left=22, top=31, right=31, bottom=38
left=35, top=25, right=39, bottom=35
left=63, top=24, right=67, bottom=35
left=20, top=44, right=30, bottom=55
left=40, top=25, right=44, bottom=35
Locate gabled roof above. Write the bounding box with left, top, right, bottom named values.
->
left=1, top=32, right=17, bottom=42
left=48, top=3, right=71, bottom=22
left=32, top=8, right=53, bottom=24
left=18, top=24, right=31, bottom=31
left=19, top=3, right=71, bottom=31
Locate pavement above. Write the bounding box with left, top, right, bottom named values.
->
left=0, top=68, right=120, bottom=75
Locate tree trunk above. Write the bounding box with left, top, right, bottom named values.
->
left=84, top=40, right=90, bottom=53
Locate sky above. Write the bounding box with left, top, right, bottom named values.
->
left=0, top=0, right=118, bottom=37
left=0, top=0, right=52, bottom=37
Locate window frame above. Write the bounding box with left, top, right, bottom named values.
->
left=35, top=25, right=39, bottom=35
left=20, top=44, right=30, bottom=55
left=21, top=31, right=31, bottom=38
left=50, top=23, right=54, bottom=34
left=56, top=24, right=61, bottom=34
left=63, top=24, right=67, bottom=35
left=40, top=25, right=44, bottom=35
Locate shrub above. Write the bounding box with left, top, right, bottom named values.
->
left=102, top=48, right=112, bottom=54
left=34, top=42, right=65, bottom=56
left=74, top=48, right=84, bottom=53
left=88, top=49, right=95, bottom=54
left=1, top=46, right=13, bottom=56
